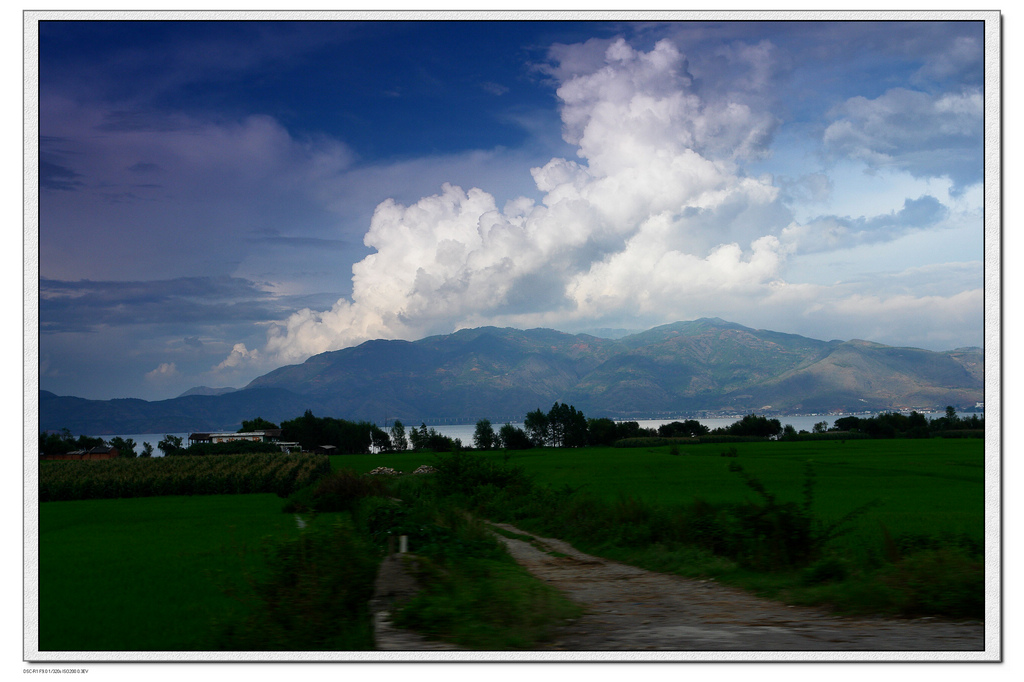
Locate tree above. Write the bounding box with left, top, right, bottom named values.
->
left=408, top=423, right=427, bottom=451
left=812, top=421, right=829, bottom=434
left=140, top=442, right=154, bottom=458
left=370, top=427, right=392, bottom=453
left=658, top=420, right=709, bottom=438
left=546, top=403, right=588, bottom=448
left=833, top=416, right=861, bottom=432
left=389, top=420, right=409, bottom=451
left=473, top=419, right=496, bottom=450
left=109, top=436, right=137, bottom=458
left=240, top=417, right=278, bottom=432
left=945, top=405, right=959, bottom=426
left=158, top=435, right=184, bottom=456
left=498, top=423, right=532, bottom=450
left=716, top=414, right=783, bottom=438
left=587, top=417, right=619, bottom=446
left=524, top=409, right=550, bottom=447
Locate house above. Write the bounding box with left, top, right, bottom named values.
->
left=314, top=445, right=338, bottom=455
left=188, top=429, right=283, bottom=445
left=188, top=429, right=301, bottom=453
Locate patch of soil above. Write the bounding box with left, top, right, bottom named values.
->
left=370, top=554, right=465, bottom=651
left=488, top=522, right=986, bottom=652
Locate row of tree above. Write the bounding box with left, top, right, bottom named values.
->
left=39, top=429, right=156, bottom=458
left=826, top=407, right=983, bottom=439
left=471, top=403, right=706, bottom=450
left=41, top=404, right=984, bottom=459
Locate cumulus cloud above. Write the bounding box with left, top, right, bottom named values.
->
left=231, top=36, right=981, bottom=370
left=236, top=38, right=790, bottom=367
left=145, top=362, right=180, bottom=382
left=215, top=343, right=260, bottom=371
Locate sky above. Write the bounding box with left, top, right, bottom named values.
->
left=33, top=16, right=991, bottom=401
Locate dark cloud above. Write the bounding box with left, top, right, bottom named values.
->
left=127, top=162, right=162, bottom=174
left=823, top=87, right=983, bottom=189
left=882, top=195, right=949, bottom=229
left=38, top=276, right=299, bottom=334
left=39, top=159, right=83, bottom=191
left=95, top=109, right=197, bottom=133
left=790, top=195, right=952, bottom=255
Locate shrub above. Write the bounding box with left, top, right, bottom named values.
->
left=213, top=520, right=379, bottom=650
left=800, top=555, right=852, bottom=585
left=431, top=451, right=533, bottom=498
left=881, top=548, right=984, bottom=619
left=296, top=468, right=388, bottom=513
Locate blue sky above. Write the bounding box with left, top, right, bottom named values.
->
left=34, top=16, right=991, bottom=401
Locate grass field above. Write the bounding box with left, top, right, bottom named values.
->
left=334, top=438, right=985, bottom=571
left=36, top=438, right=986, bottom=652
left=38, top=494, right=308, bottom=651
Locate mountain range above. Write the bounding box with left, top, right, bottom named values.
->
left=38, top=318, right=984, bottom=435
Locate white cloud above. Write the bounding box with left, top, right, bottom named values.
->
left=233, top=35, right=983, bottom=371
left=145, top=362, right=180, bottom=382
left=237, top=37, right=789, bottom=368
left=214, top=343, right=260, bottom=371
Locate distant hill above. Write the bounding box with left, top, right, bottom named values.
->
left=177, top=386, right=238, bottom=398
left=38, top=319, right=984, bottom=434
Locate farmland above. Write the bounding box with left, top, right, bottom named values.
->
left=35, top=438, right=986, bottom=652
left=38, top=494, right=309, bottom=651
left=334, top=438, right=984, bottom=545
left=339, top=438, right=985, bottom=616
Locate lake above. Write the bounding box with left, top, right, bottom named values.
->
left=92, top=411, right=965, bottom=456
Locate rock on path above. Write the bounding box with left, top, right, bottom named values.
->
left=488, top=522, right=986, bottom=653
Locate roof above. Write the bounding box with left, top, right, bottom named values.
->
left=189, top=430, right=283, bottom=441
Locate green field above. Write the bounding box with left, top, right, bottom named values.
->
left=335, top=438, right=985, bottom=565
left=38, top=494, right=308, bottom=651
left=37, top=438, right=986, bottom=652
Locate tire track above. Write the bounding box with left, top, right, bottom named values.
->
left=488, top=522, right=985, bottom=652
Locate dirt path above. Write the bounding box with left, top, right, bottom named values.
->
left=489, top=522, right=986, bottom=652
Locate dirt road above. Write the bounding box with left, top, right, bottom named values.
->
left=489, top=522, right=986, bottom=653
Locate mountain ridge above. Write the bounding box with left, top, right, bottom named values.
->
left=39, top=319, right=984, bottom=434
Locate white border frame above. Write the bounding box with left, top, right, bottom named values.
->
left=22, top=8, right=1002, bottom=664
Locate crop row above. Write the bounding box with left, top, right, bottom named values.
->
left=39, top=453, right=332, bottom=502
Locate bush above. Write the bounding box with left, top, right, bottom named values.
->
left=284, top=468, right=389, bottom=513
left=431, top=451, right=533, bottom=498
left=213, top=520, right=379, bottom=650
left=800, top=555, right=852, bottom=585
left=881, top=548, right=984, bottom=619
left=388, top=506, right=582, bottom=649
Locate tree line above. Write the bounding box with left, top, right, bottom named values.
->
left=39, top=429, right=156, bottom=458
left=40, top=404, right=984, bottom=459
left=471, top=404, right=714, bottom=450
